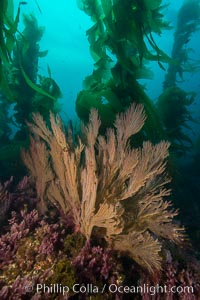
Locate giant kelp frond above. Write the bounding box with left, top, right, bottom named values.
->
left=76, top=0, right=170, bottom=140
left=1, top=11, right=61, bottom=130
left=0, top=0, right=21, bottom=96
left=78, top=0, right=171, bottom=79
left=157, top=86, right=196, bottom=155
left=22, top=104, right=186, bottom=273
left=159, top=0, right=200, bottom=157
left=164, top=0, right=200, bottom=88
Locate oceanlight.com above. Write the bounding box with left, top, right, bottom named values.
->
left=33, top=283, right=194, bottom=296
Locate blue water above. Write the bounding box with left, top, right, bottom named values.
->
left=14, top=0, right=199, bottom=125
left=15, top=0, right=93, bottom=120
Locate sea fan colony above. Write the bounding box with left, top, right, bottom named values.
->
left=22, top=103, right=185, bottom=273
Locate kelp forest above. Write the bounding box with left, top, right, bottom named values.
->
left=0, top=0, right=200, bottom=299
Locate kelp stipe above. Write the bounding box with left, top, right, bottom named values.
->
left=164, top=0, right=200, bottom=89
left=156, top=0, right=200, bottom=259
left=158, top=0, right=200, bottom=155
left=76, top=0, right=170, bottom=142
left=0, top=0, right=18, bottom=85
left=157, top=87, right=196, bottom=156
left=0, top=12, right=62, bottom=181
left=10, top=14, right=61, bottom=135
